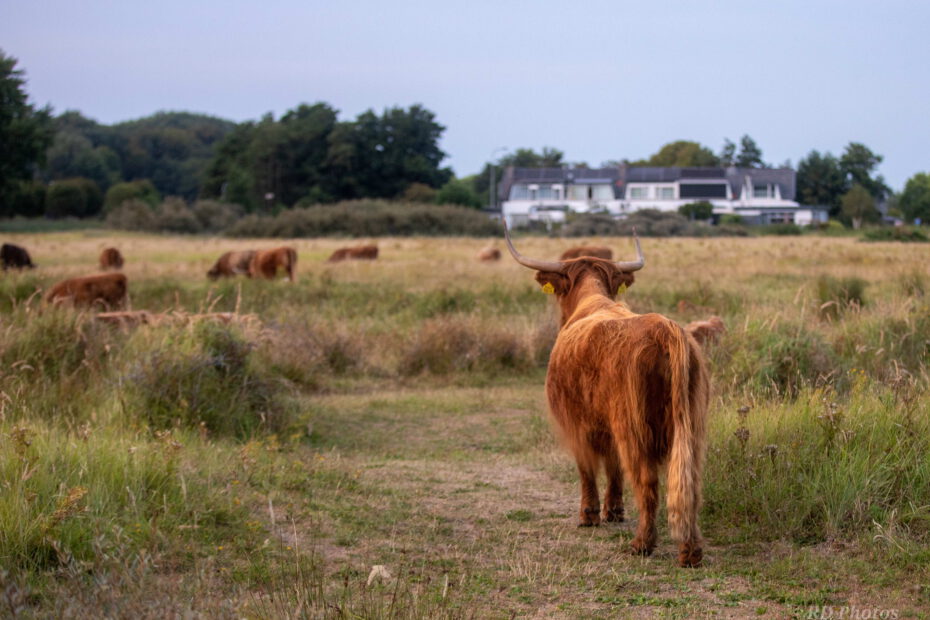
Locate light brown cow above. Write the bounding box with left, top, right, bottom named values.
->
left=327, top=244, right=379, bottom=263
left=207, top=250, right=256, bottom=280
left=505, top=223, right=710, bottom=568
left=684, top=316, right=726, bottom=347
left=45, top=273, right=128, bottom=309
left=249, top=247, right=297, bottom=281
left=99, top=247, right=124, bottom=270
left=477, top=247, right=501, bottom=262
left=559, top=245, right=613, bottom=261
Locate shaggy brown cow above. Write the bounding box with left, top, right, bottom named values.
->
left=505, top=223, right=710, bottom=567
left=45, top=273, right=128, bottom=308
left=1, top=243, right=36, bottom=270
left=249, top=247, right=297, bottom=281
left=327, top=244, right=379, bottom=262
left=477, top=247, right=501, bottom=261
left=99, top=247, right=124, bottom=270
left=559, top=245, right=613, bottom=261
left=684, top=316, right=726, bottom=347
left=207, top=250, right=255, bottom=280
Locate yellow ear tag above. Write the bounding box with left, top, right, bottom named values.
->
left=541, top=282, right=555, bottom=295
left=617, top=283, right=627, bottom=296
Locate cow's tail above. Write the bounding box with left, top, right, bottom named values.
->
left=665, top=322, right=706, bottom=547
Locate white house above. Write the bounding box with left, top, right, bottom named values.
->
left=499, top=165, right=828, bottom=227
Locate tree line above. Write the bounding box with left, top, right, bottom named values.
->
left=2, top=49, right=930, bottom=225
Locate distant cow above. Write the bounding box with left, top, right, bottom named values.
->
left=46, top=273, right=127, bottom=308
left=1, top=243, right=36, bottom=270
left=559, top=246, right=613, bottom=261
left=249, top=247, right=297, bottom=281
left=99, top=247, right=124, bottom=270
left=477, top=247, right=501, bottom=262
left=207, top=250, right=256, bottom=280
left=327, top=244, right=379, bottom=262
left=684, top=316, right=726, bottom=347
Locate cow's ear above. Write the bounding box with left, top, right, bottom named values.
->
left=610, top=271, right=635, bottom=297
left=535, top=271, right=569, bottom=296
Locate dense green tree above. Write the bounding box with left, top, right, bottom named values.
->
left=840, top=142, right=888, bottom=199
left=45, top=177, right=103, bottom=218
left=104, top=179, right=159, bottom=211
left=0, top=50, right=54, bottom=212
left=436, top=178, right=482, bottom=208
left=401, top=182, right=438, bottom=203
left=735, top=135, right=765, bottom=168
left=633, top=141, right=719, bottom=167
left=898, top=172, right=930, bottom=224
left=841, top=183, right=878, bottom=230
left=719, top=139, right=736, bottom=167
left=678, top=201, right=714, bottom=221
left=796, top=150, right=846, bottom=215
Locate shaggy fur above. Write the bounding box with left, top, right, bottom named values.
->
left=99, top=247, right=124, bottom=270
left=207, top=250, right=255, bottom=280
left=684, top=316, right=726, bottom=347
left=45, top=273, right=128, bottom=308
left=559, top=245, right=613, bottom=261
left=477, top=247, right=501, bottom=261
left=1, top=243, right=35, bottom=270
left=327, top=244, right=379, bottom=262
left=249, top=247, right=297, bottom=281
left=534, top=258, right=709, bottom=567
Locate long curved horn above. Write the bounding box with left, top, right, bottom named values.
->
left=502, top=218, right=566, bottom=273
left=614, top=229, right=645, bottom=272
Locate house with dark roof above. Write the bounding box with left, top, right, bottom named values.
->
left=499, top=164, right=828, bottom=227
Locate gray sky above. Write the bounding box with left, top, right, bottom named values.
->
left=3, top=0, right=927, bottom=190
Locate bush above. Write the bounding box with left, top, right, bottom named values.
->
left=678, top=200, right=713, bottom=221
left=105, top=199, right=156, bottom=231
left=435, top=179, right=482, bottom=208
left=104, top=179, right=159, bottom=212
left=153, top=197, right=202, bottom=233
left=756, top=223, right=803, bottom=236
left=861, top=226, right=929, bottom=243
left=121, top=323, right=294, bottom=437
left=192, top=200, right=243, bottom=233
left=45, top=177, right=103, bottom=218
left=226, top=200, right=500, bottom=237
left=560, top=213, right=623, bottom=236
left=816, top=275, right=867, bottom=320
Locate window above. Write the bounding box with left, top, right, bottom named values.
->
left=657, top=186, right=675, bottom=200
left=630, top=187, right=648, bottom=199
left=568, top=185, right=588, bottom=200
left=592, top=184, right=613, bottom=200
left=768, top=212, right=794, bottom=224
left=510, top=184, right=529, bottom=200
left=538, top=186, right=554, bottom=200
left=680, top=183, right=727, bottom=199
left=753, top=184, right=771, bottom=199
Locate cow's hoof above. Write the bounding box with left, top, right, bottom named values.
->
left=603, top=508, right=625, bottom=522
left=630, top=538, right=655, bottom=556
left=678, top=543, right=703, bottom=568
left=578, top=507, right=601, bottom=527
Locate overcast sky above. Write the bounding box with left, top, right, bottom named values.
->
left=3, top=0, right=927, bottom=189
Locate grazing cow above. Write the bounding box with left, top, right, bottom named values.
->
left=327, top=244, right=379, bottom=262
left=1, top=243, right=36, bottom=270
left=559, top=245, right=613, bottom=261
left=477, top=247, right=501, bottom=262
left=99, top=247, right=124, bottom=270
left=504, top=223, right=710, bottom=567
left=684, top=316, right=726, bottom=347
left=207, top=250, right=255, bottom=280
left=249, top=246, right=297, bottom=281
left=45, top=273, right=128, bottom=308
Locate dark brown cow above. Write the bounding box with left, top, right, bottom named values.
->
left=327, top=244, right=379, bottom=262
left=505, top=223, right=709, bottom=568
left=207, top=250, right=256, bottom=280
left=45, top=273, right=128, bottom=308
left=99, top=247, right=124, bottom=270
left=684, top=316, right=726, bottom=347
left=1, top=243, right=36, bottom=270
left=559, top=245, right=613, bottom=261
left=477, top=247, right=501, bottom=262
left=249, top=247, right=297, bottom=281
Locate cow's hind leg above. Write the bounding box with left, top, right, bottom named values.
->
left=602, top=447, right=625, bottom=523
left=575, top=450, right=601, bottom=527
left=626, top=457, right=659, bottom=556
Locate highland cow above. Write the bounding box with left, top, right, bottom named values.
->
left=684, top=316, right=726, bottom=347
left=1, top=243, right=36, bottom=270
left=207, top=250, right=256, bottom=280
left=477, top=247, right=501, bottom=261
left=327, top=244, right=379, bottom=262
left=249, top=247, right=297, bottom=281
left=45, top=273, right=128, bottom=309
left=559, top=245, right=613, bottom=261
left=505, top=224, right=710, bottom=567
left=99, top=247, right=124, bottom=270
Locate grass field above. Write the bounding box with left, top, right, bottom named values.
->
left=1, top=231, right=929, bottom=618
